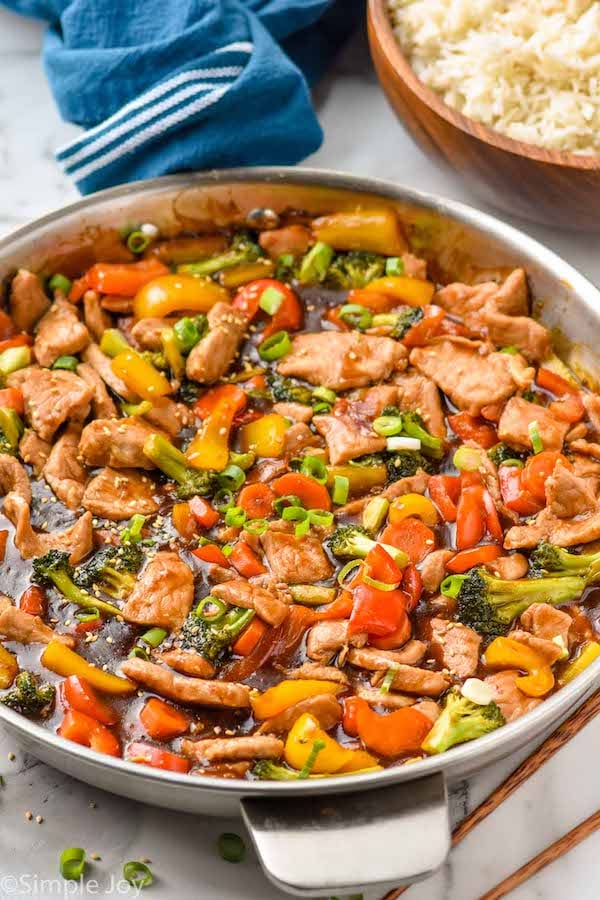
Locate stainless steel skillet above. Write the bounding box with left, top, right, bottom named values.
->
left=0, top=168, right=599, bottom=896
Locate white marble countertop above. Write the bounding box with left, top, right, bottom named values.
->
left=0, top=9, right=599, bottom=900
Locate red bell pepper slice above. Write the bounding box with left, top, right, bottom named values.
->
left=428, top=474, right=460, bottom=523
left=348, top=583, right=407, bottom=637
left=448, top=412, right=498, bottom=449
left=363, top=544, right=402, bottom=587
left=521, top=451, right=572, bottom=503
left=401, top=305, right=446, bottom=347
left=498, top=465, right=543, bottom=516
left=447, top=544, right=502, bottom=574
left=126, top=740, right=190, bottom=773
left=229, top=541, right=267, bottom=578
left=58, top=709, right=120, bottom=757
left=61, top=676, right=117, bottom=726
left=74, top=258, right=169, bottom=298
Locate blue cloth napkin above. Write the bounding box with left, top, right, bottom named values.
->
left=3, top=0, right=361, bottom=194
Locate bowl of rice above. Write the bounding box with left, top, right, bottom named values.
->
left=367, top=0, right=600, bottom=229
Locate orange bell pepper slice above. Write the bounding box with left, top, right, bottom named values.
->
left=139, top=697, right=190, bottom=741
left=229, top=541, right=267, bottom=578
left=78, top=258, right=169, bottom=298
left=186, top=384, right=246, bottom=472
left=485, top=636, right=554, bottom=697
left=134, top=274, right=228, bottom=319
left=191, top=544, right=230, bottom=567
left=58, top=709, right=121, bottom=757
left=447, top=544, right=502, bottom=574
left=448, top=412, right=499, bottom=449
left=364, top=276, right=435, bottom=307
left=345, top=697, right=432, bottom=757
left=251, top=680, right=342, bottom=720
left=0, top=387, right=24, bottom=415
left=231, top=617, right=267, bottom=657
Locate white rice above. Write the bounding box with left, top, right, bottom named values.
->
left=387, top=0, right=600, bottom=154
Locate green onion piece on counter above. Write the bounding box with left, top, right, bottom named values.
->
left=221, top=544, right=233, bottom=558
left=258, top=330, right=292, bottom=361
left=500, top=345, right=519, bottom=355
left=123, top=861, right=153, bottom=888
left=332, top=474, right=349, bottom=506
left=339, top=304, right=373, bottom=331
left=225, top=506, right=247, bottom=527
left=121, top=514, right=147, bottom=545
left=385, top=257, right=404, bottom=276
left=52, top=355, right=79, bottom=372
left=228, top=450, right=255, bottom=471
left=126, top=230, right=151, bottom=254
left=337, top=558, right=363, bottom=587
left=140, top=627, right=167, bottom=648
left=380, top=667, right=398, bottom=694
left=258, top=286, right=285, bottom=315
left=298, top=739, right=326, bottom=778
left=273, top=494, right=303, bottom=516
left=298, top=241, right=334, bottom=284
left=100, top=328, right=130, bottom=358
left=373, top=415, right=403, bottom=437
left=74, top=608, right=100, bottom=623
left=362, top=572, right=399, bottom=592
left=300, top=455, right=328, bottom=484
left=217, top=832, right=246, bottom=864
left=59, top=847, right=86, bottom=881
left=195, top=596, right=228, bottom=623
left=312, top=385, right=336, bottom=405
left=129, top=646, right=150, bottom=661
left=308, top=509, right=334, bottom=528
left=440, top=574, right=468, bottom=599
left=453, top=446, right=483, bottom=472
left=213, top=488, right=235, bottom=512
left=529, top=421, right=544, bottom=454
left=362, top=496, right=389, bottom=533
left=48, top=273, right=72, bottom=295
left=244, top=518, right=268, bottom=535
left=218, top=465, right=246, bottom=491
left=295, top=518, right=311, bottom=537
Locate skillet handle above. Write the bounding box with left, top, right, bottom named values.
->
left=240, top=771, right=450, bottom=897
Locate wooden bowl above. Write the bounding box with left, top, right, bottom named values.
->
left=367, top=0, right=600, bottom=230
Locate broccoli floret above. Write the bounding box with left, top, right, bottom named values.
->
left=456, top=567, right=587, bottom=637
left=267, top=373, right=313, bottom=406
left=141, top=350, right=168, bottom=371
left=178, top=378, right=201, bottom=405
left=180, top=606, right=255, bottom=664
left=421, top=688, right=505, bottom=754
left=1, top=671, right=55, bottom=718
left=386, top=449, right=436, bottom=480
left=252, top=760, right=301, bottom=781
left=328, top=524, right=407, bottom=565
left=75, top=545, right=143, bottom=599
left=143, top=433, right=219, bottom=500
left=324, top=251, right=386, bottom=289
left=372, top=306, right=423, bottom=339
left=400, top=411, right=444, bottom=459
left=0, top=408, right=24, bottom=455
left=488, top=443, right=527, bottom=468
left=529, top=541, right=600, bottom=579
left=32, top=550, right=121, bottom=618
left=178, top=231, right=262, bottom=278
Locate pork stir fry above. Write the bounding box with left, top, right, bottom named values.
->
left=0, top=207, right=599, bottom=781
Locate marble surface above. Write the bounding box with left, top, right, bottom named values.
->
left=0, top=8, right=599, bottom=899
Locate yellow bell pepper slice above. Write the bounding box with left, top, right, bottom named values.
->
left=365, top=276, right=435, bottom=307
left=251, top=680, right=342, bottom=720
left=41, top=640, right=136, bottom=696
left=111, top=350, right=172, bottom=401
left=559, top=641, right=600, bottom=685
left=134, top=274, right=228, bottom=320
left=388, top=493, right=438, bottom=527
left=312, top=209, right=408, bottom=256
left=240, top=413, right=288, bottom=458
left=326, top=464, right=387, bottom=496
left=284, top=712, right=377, bottom=775
left=484, top=637, right=554, bottom=698
left=186, top=384, right=246, bottom=472
left=0, top=643, right=18, bottom=689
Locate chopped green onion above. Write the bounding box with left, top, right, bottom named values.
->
left=273, top=494, right=303, bottom=516
left=195, top=596, right=228, bottom=623
left=298, top=241, right=334, bottom=284
left=100, top=328, right=130, bottom=358
left=312, top=386, right=336, bottom=404
left=213, top=488, right=236, bottom=512
left=217, top=832, right=246, bottom=864
left=60, top=847, right=86, bottom=880
left=332, top=475, right=349, bottom=505
left=373, top=415, right=403, bottom=437
left=362, top=572, right=400, bottom=591
left=259, top=286, right=285, bottom=315
left=380, top=667, right=398, bottom=694
left=501, top=458, right=525, bottom=468
left=218, top=465, right=246, bottom=491
left=121, top=399, right=153, bottom=417
left=362, top=496, right=389, bottom=533
left=126, top=230, right=151, bottom=254
left=312, top=401, right=331, bottom=414
left=244, top=518, right=269, bottom=535
left=74, top=608, right=100, bottom=623
left=225, top=506, right=247, bottom=527
left=221, top=544, right=234, bottom=558
left=529, top=421, right=544, bottom=454
left=123, top=861, right=153, bottom=888
left=339, top=304, right=373, bottom=331
left=129, top=646, right=150, bottom=661
left=440, top=574, right=468, bottom=599
left=295, top=517, right=311, bottom=537
left=173, top=315, right=207, bottom=353
left=385, top=257, right=405, bottom=276
left=282, top=506, right=308, bottom=522
left=258, top=330, right=292, bottom=361
left=52, top=355, right=79, bottom=372
left=298, top=739, right=326, bottom=778
left=337, top=558, right=362, bottom=586
left=308, top=509, right=334, bottom=527
left=277, top=252, right=295, bottom=273
left=229, top=450, right=255, bottom=471
left=386, top=436, right=421, bottom=451
left=48, top=273, right=72, bottom=295
left=121, top=514, right=147, bottom=545
left=500, top=345, right=519, bottom=355
left=300, top=455, right=328, bottom=484
left=140, top=627, right=167, bottom=648
left=453, top=446, right=483, bottom=472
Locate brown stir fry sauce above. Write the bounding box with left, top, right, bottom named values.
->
left=0, top=206, right=599, bottom=779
